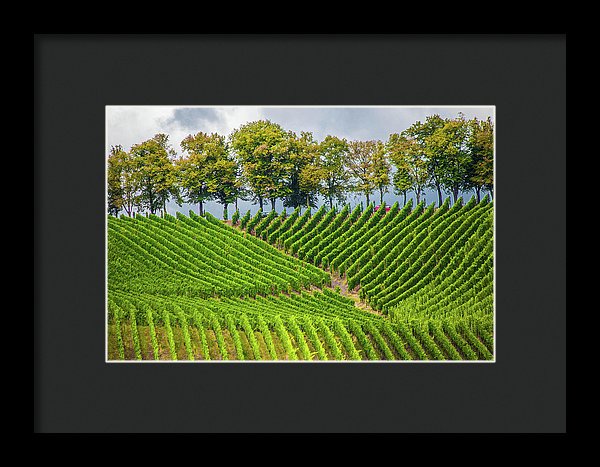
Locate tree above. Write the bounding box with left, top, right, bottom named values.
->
left=387, top=135, right=413, bottom=206
left=387, top=133, right=429, bottom=204
left=205, top=144, right=243, bottom=220
left=177, top=132, right=225, bottom=215
left=426, top=114, right=470, bottom=204
left=107, top=145, right=139, bottom=217
left=392, top=167, right=412, bottom=206
left=403, top=115, right=446, bottom=206
left=466, top=117, right=494, bottom=201
left=229, top=120, right=289, bottom=211
left=371, top=141, right=391, bottom=204
left=347, top=140, right=388, bottom=206
left=318, top=136, right=350, bottom=209
left=130, top=133, right=179, bottom=215
left=107, top=145, right=126, bottom=216
left=120, top=151, right=139, bottom=217
left=153, top=133, right=181, bottom=215
left=299, top=161, right=326, bottom=210
left=281, top=131, right=321, bottom=210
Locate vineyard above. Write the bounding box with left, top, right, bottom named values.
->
left=107, top=196, right=494, bottom=361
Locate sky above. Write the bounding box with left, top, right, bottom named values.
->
left=106, top=106, right=495, bottom=217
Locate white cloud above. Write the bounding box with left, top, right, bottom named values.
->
left=106, top=106, right=177, bottom=155
left=106, top=106, right=268, bottom=158
left=106, top=105, right=495, bottom=158
left=214, top=106, right=265, bottom=135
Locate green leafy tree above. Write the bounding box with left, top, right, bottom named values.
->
left=392, top=167, right=412, bottom=206
left=347, top=140, right=388, bottom=206
left=177, top=132, right=225, bottom=215
left=120, top=152, right=139, bottom=217
left=206, top=148, right=243, bottom=220
left=107, top=145, right=126, bottom=216
left=371, top=141, right=391, bottom=204
left=154, top=133, right=181, bottom=215
left=402, top=115, right=446, bottom=206
left=386, top=135, right=412, bottom=205
left=229, top=120, right=289, bottom=211
left=299, top=160, right=327, bottom=210
left=466, top=117, right=494, bottom=201
left=130, top=133, right=179, bottom=215
left=387, top=133, right=429, bottom=204
left=228, top=156, right=252, bottom=212
left=283, top=131, right=322, bottom=210
left=318, top=135, right=350, bottom=209
left=426, top=114, right=470, bottom=204
left=107, top=145, right=139, bottom=217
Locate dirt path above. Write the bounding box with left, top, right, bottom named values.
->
left=326, top=271, right=383, bottom=317
left=222, top=219, right=382, bottom=317
left=330, top=274, right=348, bottom=295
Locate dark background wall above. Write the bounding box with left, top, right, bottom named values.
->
left=34, top=35, right=566, bottom=433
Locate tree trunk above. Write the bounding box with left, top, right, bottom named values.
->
left=452, top=187, right=459, bottom=204
left=436, top=184, right=443, bottom=207
left=270, top=198, right=276, bottom=211
left=198, top=201, right=204, bottom=216
left=258, top=196, right=263, bottom=210
left=379, top=188, right=384, bottom=205
left=475, top=186, right=481, bottom=203
left=149, top=190, right=155, bottom=214
left=329, top=195, right=333, bottom=210
left=223, top=203, right=228, bottom=220
left=416, top=189, right=421, bottom=204
left=235, top=197, right=238, bottom=211
left=403, top=192, right=407, bottom=206
left=365, top=193, right=370, bottom=206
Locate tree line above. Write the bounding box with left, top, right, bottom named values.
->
left=107, top=113, right=493, bottom=219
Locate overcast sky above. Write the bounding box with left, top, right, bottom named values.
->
left=106, top=106, right=495, bottom=216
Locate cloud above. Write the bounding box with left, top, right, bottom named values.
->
left=165, top=107, right=221, bottom=130
left=106, top=105, right=495, bottom=158
left=106, top=106, right=177, bottom=155
left=106, top=106, right=266, bottom=158
left=261, top=106, right=494, bottom=142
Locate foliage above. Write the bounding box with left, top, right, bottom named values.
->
left=318, top=135, right=350, bottom=209
left=107, top=145, right=127, bottom=216
left=466, top=117, right=494, bottom=199
left=387, top=134, right=429, bottom=204
left=130, top=133, right=180, bottom=215
left=177, top=132, right=228, bottom=215
left=229, top=120, right=290, bottom=210
left=346, top=140, right=385, bottom=206
left=108, top=113, right=493, bottom=218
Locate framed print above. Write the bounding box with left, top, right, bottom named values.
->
left=35, top=34, right=566, bottom=433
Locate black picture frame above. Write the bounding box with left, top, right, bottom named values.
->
left=34, top=34, right=566, bottom=433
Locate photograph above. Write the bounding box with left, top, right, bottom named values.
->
left=106, top=105, right=495, bottom=362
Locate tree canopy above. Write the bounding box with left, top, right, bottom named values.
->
left=318, top=135, right=350, bottom=209
left=229, top=120, right=289, bottom=211
left=107, top=114, right=494, bottom=218
left=130, top=133, right=179, bottom=215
